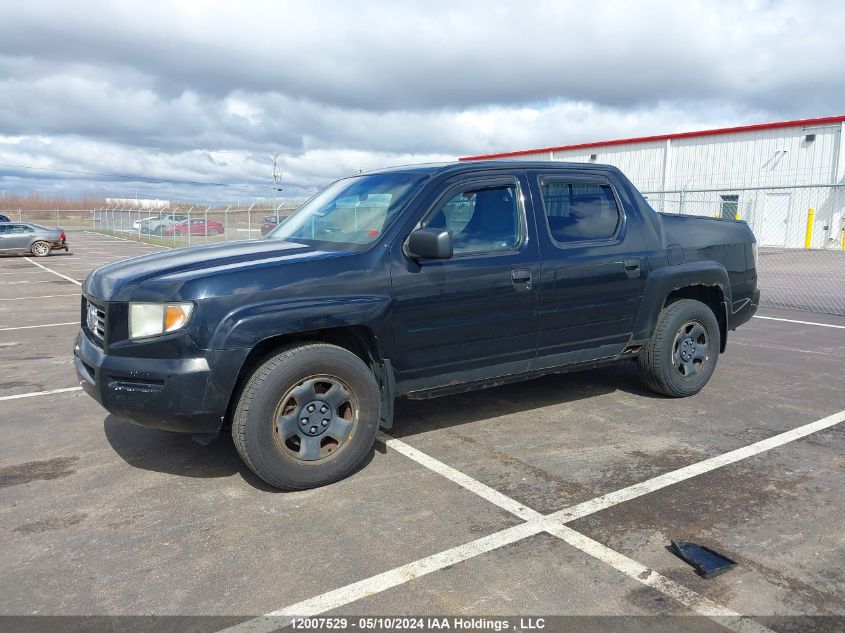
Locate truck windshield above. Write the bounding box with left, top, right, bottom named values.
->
left=266, top=172, right=428, bottom=249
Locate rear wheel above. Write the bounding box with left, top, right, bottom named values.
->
left=208, top=229, right=219, bottom=237
left=30, top=241, right=50, bottom=257
left=232, top=343, right=380, bottom=490
left=638, top=298, right=719, bottom=397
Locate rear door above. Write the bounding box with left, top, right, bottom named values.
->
left=391, top=172, right=540, bottom=392
left=528, top=170, right=648, bottom=368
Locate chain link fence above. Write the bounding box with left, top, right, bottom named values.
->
left=0, top=205, right=296, bottom=248
left=643, top=184, right=845, bottom=316
left=0, top=208, right=92, bottom=230
left=91, top=204, right=299, bottom=247
left=4, top=182, right=844, bottom=316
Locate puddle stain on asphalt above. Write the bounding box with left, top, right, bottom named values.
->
left=0, top=456, right=79, bottom=488
left=13, top=513, right=87, bottom=534
left=0, top=380, right=37, bottom=389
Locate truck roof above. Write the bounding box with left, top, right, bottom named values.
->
left=365, top=160, right=618, bottom=177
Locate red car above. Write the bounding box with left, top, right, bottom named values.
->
left=163, top=219, right=225, bottom=237
left=260, top=215, right=281, bottom=236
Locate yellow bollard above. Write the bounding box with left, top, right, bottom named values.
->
left=804, top=208, right=815, bottom=249
left=735, top=211, right=741, bottom=221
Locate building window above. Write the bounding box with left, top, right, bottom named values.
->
left=720, top=195, right=739, bottom=220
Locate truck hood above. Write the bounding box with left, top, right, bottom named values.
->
left=83, top=239, right=345, bottom=301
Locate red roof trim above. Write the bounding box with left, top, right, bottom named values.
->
left=459, top=114, right=845, bottom=161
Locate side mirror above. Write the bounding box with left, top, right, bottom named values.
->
left=407, top=227, right=453, bottom=260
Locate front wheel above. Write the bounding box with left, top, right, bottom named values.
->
left=638, top=298, right=720, bottom=397
left=30, top=241, right=51, bottom=257
left=232, top=342, right=380, bottom=490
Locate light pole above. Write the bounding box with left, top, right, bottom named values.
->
left=272, top=153, right=280, bottom=216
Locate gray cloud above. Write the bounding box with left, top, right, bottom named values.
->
left=0, top=0, right=843, bottom=202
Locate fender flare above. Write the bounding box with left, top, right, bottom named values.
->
left=632, top=261, right=731, bottom=347
left=208, top=296, right=393, bottom=351
left=209, top=296, right=397, bottom=428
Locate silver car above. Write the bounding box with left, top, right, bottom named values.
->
left=143, top=213, right=189, bottom=235
left=0, top=222, right=68, bottom=257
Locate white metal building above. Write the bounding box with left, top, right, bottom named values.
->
left=461, top=115, right=845, bottom=249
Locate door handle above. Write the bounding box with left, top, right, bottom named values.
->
left=511, top=269, right=533, bottom=290
left=623, top=258, right=641, bottom=278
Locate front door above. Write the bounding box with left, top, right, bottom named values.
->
left=0, top=224, right=34, bottom=251
left=391, top=173, right=540, bottom=393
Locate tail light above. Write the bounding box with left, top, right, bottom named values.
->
left=60, top=232, right=66, bottom=241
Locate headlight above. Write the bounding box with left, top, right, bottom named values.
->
left=129, top=302, right=193, bottom=340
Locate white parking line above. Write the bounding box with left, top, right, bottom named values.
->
left=0, top=293, right=80, bottom=301
left=753, top=315, right=845, bottom=329
left=546, top=524, right=773, bottom=633
left=0, top=386, right=82, bottom=401
left=46, top=259, right=114, bottom=263
left=0, top=270, right=89, bottom=276
left=732, top=340, right=838, bottom=357
left=228, top=410, right=844, bottom=632
left=82, top=231, right=171, bottom=249
left=23, top=257, right=83, bottom=286
left=0, top=322, right=77, bottom=331
left=377, top=431, right=541, bottom=521
left=225, top=522, right=547, bottom=632
left=545, top=407, right=845, bottom=523
left=0, top=279, right=58, bottom=285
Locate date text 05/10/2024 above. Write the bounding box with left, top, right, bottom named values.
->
left=290, top=617, right=546, bottom=631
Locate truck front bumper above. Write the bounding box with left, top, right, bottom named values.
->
left=73, top=330, right=246, bottom=434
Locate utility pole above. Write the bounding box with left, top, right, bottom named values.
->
left=272, top=153, right=280, bottom=212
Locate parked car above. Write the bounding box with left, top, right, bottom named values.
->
left=163, top=218, right=225, bottom=237
left=75, top=161, right=759, bottom=491
left=132, top=212, right=169, bottom=231
left=0, top=214, right=10, bottom=222
left=142, top=214, right=189, bottom=235
left=0, top=222, right=67, bottom=256
left=261, top=215, right=281, bottom=235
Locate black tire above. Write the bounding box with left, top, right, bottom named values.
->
left=208, top=229, right=219, bottom=237
left=232, top=343, right=380, bottom=490
left=638, top=298, right=720, bottom=397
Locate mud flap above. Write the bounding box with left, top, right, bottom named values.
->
left=377, top=358, right=396, bottom=429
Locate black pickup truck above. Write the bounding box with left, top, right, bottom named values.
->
left=74, top=161, right=759, bottom=490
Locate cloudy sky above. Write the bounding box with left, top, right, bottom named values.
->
left=1, top=0, right=843, bottom=204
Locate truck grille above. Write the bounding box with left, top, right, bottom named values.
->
left=85, top=298, right=106, bottom=345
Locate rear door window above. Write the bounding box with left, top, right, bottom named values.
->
left=539, top=181, right=621, bottom=244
